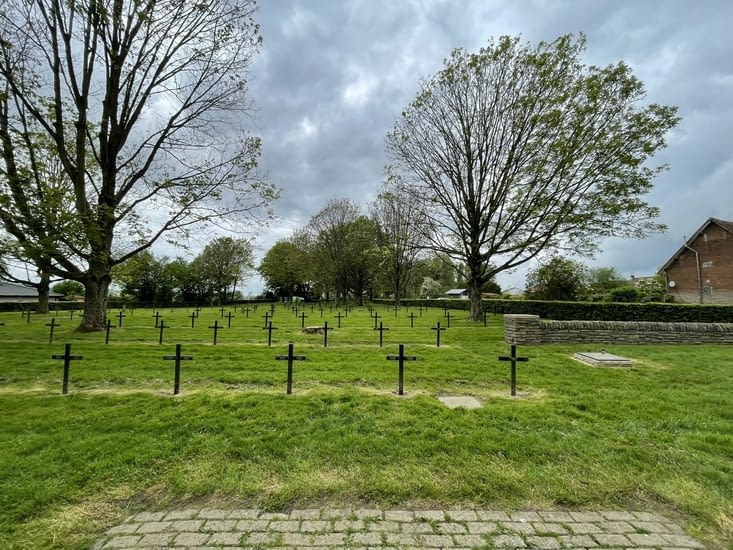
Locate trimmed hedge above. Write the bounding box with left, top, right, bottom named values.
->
left=374, top=298, right=733, bottom=323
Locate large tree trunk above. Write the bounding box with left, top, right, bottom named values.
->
left=36, top=271, right=51, bottom=314
left=467, top=276, right=483, bottom=321
left=79, top=263, right=111, bottom=331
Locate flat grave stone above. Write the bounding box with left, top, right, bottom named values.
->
left=573, top=351, right=633, bottom=367
left=438, top=396, right=482, bottom=410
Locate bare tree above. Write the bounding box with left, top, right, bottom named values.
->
left=370, top=180, right=428, bottom=306
left=385, top=34, right=679, bottom=320
left=0, top=0, right=277, bottom=330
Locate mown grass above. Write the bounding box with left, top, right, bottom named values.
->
left=0, top=303, right=731, bottom=549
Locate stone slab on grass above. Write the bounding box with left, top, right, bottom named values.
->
left=438, top=395, right=482, bottom=409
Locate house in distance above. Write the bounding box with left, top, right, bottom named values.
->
left=658, top=217, right=733, bottom=304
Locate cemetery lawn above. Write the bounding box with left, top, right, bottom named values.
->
left=0, top=305, right=731, bottom=549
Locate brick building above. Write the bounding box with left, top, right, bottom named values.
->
left=658, top=217, right=733, bottom=304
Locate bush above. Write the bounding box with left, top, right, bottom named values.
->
left=607, top=286, right=642, bottom=302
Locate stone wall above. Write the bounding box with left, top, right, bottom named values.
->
left=504, top=314, right=733, bottom=345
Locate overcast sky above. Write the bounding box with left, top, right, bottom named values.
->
left=236, top=0, right=732, bottom=294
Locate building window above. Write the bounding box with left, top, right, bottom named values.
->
left=703, top=286, right=713, bottom=295
left=702, top=260, right=713, bottom=268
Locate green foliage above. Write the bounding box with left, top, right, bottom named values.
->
left=606, top=285, right=642, bottom=302
left=526, top=257, right=587, bottom=301
left=51, top=280, right=84, bottom=298
left=258, top=240, right=312, bottom=299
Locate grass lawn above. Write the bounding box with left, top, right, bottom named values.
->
left=0, top=303, right=731, bottom=549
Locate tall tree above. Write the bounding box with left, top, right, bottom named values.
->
left=197, top=237, right=253, bottom=304
left=526, top=256, right=588, bottom=301
left=385, top=34, right=679, bottom=320
left=259, top=239, right=311, bottom=300
left=370, top=182, right=428, bottom=306
left=0, top=0, right=276, bottom=330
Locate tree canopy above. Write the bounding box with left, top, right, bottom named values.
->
left=385, top=33, right=679, bottom=320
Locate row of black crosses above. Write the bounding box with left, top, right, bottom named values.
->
left=51, top=341, right=529, bottom=397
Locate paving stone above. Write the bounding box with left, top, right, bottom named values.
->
left=289, top=508, right=322, bottom=520
left=259, top=511, right=290, bottom=520
left=164, top=509, right=199, bottom=520
left=466, top=521, right=498, bottom=534
left=492, top=534, right=527, bottom=548
left=351, top=531, right=383, bottom=545
left=438, top=521, right=468, bottom=534
left=476, top=510, right=511, bottom=521
left=422, top=533, right=455, bottom=546
left=661, top=534, right=706, bottom=548
left=538, top=511, right=575, bottom=522
left=135, top=521, right=172, bottom=533
left=172, top=532, right=211, bottom=546
left=197, top=508, right=229, bottom=519
left=266, top=519, right=300, bottom=532
left=415, top=510, right=447, bottom=521
left=510, top=511, right=543, bottom=522
left=504, top=521, right=537, bottom=534
left=103, top=535, right=143, bottom=548
left=599, top=520, right=635, bottom=533
left=226, top=508, right=260, bottom=519
left=106, top=523, right=141, bottom=535
left=445, top=510, right=479, bottom=521
left=333, top=519, right=364, bottom=532
left=632, top=511, right=669, bottom=522
left=569, top=511, right=605, bottom=522
left=532, top=522, right=568, bottom=535
left=631, top=520, right=671, bottom=533
left=627, top=532, right=672, bottom=546
left=312, top=532, right=346, bottom=545
left=169, top=519, right=204, bottom=532
left=236, top=518, right=271, bottom=531
left=203, top=519, right=237, bottom=531
left=321, top=508, right=351, bottom=519
left=354, top=508, right=383, bottom=519
left=525, top=535, right=562, bottom=549
left=384, top=510, right=415, bottom=522
left=138, top=532, right=175, bottom=546
left=594, top=533, right=632, bottom=546
left=131, top=512, right=166, bottom=522
left=662, top=522, right=686, bottom=534
left=568, top=521, right=603, bottom=534
left=300, top=520, right=332, bottom=532
left=368, top=520, right=399, bottom=532
left=208, top=531, right=244, bottom=545
left=559, top=534, right=599, bottom=547
left=386, top=532, right=422, bottom=546
left=602, top=511, right=636, bottom=521
left=401, top=521, right=436, bottom=534
left=454, top=534, right=487, bottom=547
left=248, top=530, right=283, bottom=544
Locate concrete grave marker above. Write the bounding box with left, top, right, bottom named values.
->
left=439, top=396, right=482, bottom=409
left=573, top=351, right=633, bottom=367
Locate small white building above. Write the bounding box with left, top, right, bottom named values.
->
left=444, top=288, right=469, bottom=299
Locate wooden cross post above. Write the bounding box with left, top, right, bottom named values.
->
left=445, top=310, right=452, bottom=328
left=292, top=305, right=299, bottom=316
left=431, top=321, right=446, bottom=347
left=152, top=311, right=161, bottom=327
left=189, top=311, right=197, bottom=328
left=275, top=343, right=306, bottom=395
left=322, top=321, right=331, bottom=347
left=263, top=321, right=278, bottom=346
left=164, top=343, right=193, bottom=395
left=242, top=306, right=251, bottom=318
left=226, top=311, right=235, bottom=328
left=372, top=312, right=381, bottom=330
left=374, top=321, right=389, bottom=347
left=393, top=305, right=400, bottom=317
left=158, top=318, right=170, bottom=345
left=208, top=320, right=223, bottom=345
left=262, top=311, right=271, bottom=328
left=219, top=305, right=226, bottom=318
left=105, top=319, right=114, bottom=344
left=418, top=305, right=424, bottom=317
left=297, top=311, right=307, bottom=328
left=408, top=312, right=417, bottom=328
left=194, top=306, right=202, bottom=316
left=116, top=310, right=126, bottom=327
left=498, top=342, right=529, bottom=396
left=335, top=311, right=344, bottom=328
left=52, top=343, right=83, bottom=395
left=46, top=318, right=59, bottom=343
left=387, top=343, right=417, bottom=396
left=269, top=303, right=276, bottom=314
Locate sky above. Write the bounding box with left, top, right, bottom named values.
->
left=237, top=0, right=732, bottom=295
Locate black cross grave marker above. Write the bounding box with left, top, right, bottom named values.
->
left=498, top=342, right=529, bottom=396
left=393, top=305, right=400, bottom=317
left=418, top=306, right=425, bottom=317
left=275, top=343, right=306, bottom=395
left=263, top=321, right=278, bottom=346
left=374, top=321, right=389, bottom=347
left=208, top=320, right=223, bottom=345
left=431, top=321, right=446, bottom=347
left=335, top=311, right=345, bottom=328
left=444, top=310, right=452, bottom=328
left=220, top=305, right=226, bottom=317
left=322, top=321, right=331, bottom=347
left=372, top=312, right=381, bottom=329
left=387, top=343, right=417, bottom=396
left=408, top=312, right=417, bottom=328
left=226, top=311, right=235, bottom=328
left=152, top=311, right=162, bottom=327
left=262, top=311, right=271, bottom=328
left=158, top=318, right=170, bottom=345
left=52, top=343, right=83, bottom=394
left=189, top=311, right=198, bottom=328
left=116, top=310, right=126, bottom=327
left=242, top=306, right=251, bottom=318
left=46, top=318, right=59, bottom=343
left=105, top=319, right=114, bottom=344
left=299, top=311, right=308, bottom=328
left=25, top=309, right=33, bottom=324
left=163, top=343, right=193, bottom=395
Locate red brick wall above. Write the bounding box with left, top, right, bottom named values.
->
left=664, top=224, right=733, bottom=304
